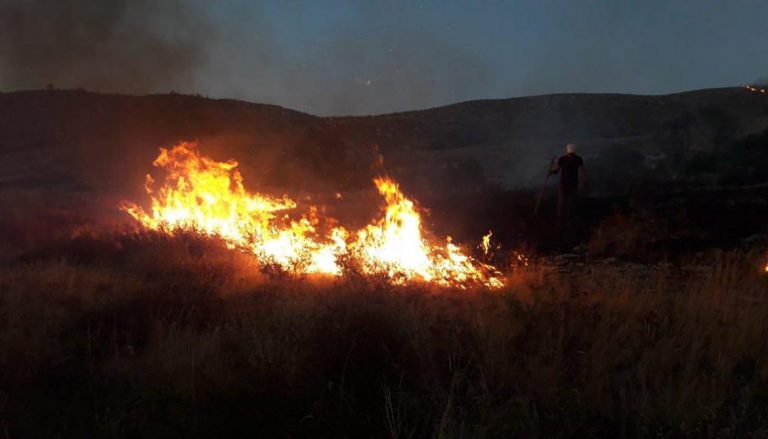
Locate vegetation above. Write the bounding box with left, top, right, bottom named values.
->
left=686, top=127, right=768, bottom=185
left=1, top=229, right=768, bottom=437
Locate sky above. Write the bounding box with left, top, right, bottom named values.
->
left=1, top=0, right=767, bottom=115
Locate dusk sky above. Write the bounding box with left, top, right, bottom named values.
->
left=2, top=0, right=767, bottom=115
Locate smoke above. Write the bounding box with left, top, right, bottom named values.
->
left=0, top=0, right=492, bottom=115
left=201, top=2, right=495, bottom=116
left=270, top=31, right=493, bottom=116
left=0, top=0, right=211, bottom=93
left=3, top=1, right=763, bottom=116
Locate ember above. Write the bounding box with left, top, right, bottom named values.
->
left=122, top=142, right=504, bottom=288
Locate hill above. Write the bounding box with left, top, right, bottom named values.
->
left=332, top=88, right=768, bottom=194
left=2, top=87, right=767, bottom=199
left=2, top=87, right=768, bottom=249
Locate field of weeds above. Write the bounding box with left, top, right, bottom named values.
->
left=1, top=230, right=768, bottom=437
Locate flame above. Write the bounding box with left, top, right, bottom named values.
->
left=511, top=251, right=529, bottom=268
left=745, top=85, right=767, bottom=94
left=481, top=230, right=492, bottom=255
left=122, top=142, right=504, bottom=288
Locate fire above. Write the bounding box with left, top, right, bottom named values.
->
left=122, top=142, right=504, bottom=288
left=745, top=85, right=767, bottom=94
left=481, top=230, right=492, bottom=255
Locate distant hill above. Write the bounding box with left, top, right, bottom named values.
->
left=1, top=87, right=767, bottom=204
left=332, top=88, right=768, bottom=194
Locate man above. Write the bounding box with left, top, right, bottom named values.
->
left=549, top=143, right=586, bottom=226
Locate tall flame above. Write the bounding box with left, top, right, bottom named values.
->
left=122, top=142, right=504, bottom=288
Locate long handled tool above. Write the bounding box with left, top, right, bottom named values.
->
left=533, top=154, right=556, bottom=215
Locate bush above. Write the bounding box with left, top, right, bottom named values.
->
left=2, top=231, right=768, bottom=436
left=587, top=211, right=669, bottom=258
left=686, top=127, right=768, bottom=185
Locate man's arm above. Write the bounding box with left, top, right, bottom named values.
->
left=579, top=165, right=587, bottom=190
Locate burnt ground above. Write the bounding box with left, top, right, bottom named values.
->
left=421, top=182, right=768, bottom=260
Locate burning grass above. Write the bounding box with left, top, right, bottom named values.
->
left=121, top=142, right=504, bottom=288
left=2, top=229, right=768, bottom=437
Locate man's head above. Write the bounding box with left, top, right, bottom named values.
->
left=566, top=143, right=576, bottom=154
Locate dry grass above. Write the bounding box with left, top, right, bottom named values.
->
left=1, top=230, right=768, bottom=437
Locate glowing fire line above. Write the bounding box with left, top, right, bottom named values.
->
left=121, top=142, right=504, bottom=288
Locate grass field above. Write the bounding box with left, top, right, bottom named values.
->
left=1, top=229, right=768, bottom=437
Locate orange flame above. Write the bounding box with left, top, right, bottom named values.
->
left=481, top=230, right=492, bottom=255
left=122, top=142, right=504, bottom=288
left=745, top=85, right=767, bottom=94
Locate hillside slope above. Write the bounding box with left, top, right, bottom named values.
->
left=1, top=87, right=767, bottom=202
left=332, top=88, right=768, bottom=193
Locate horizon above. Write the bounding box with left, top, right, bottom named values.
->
left=2, top=84, right=753, bottom=117
left=2, top=1, right=767, bottom=116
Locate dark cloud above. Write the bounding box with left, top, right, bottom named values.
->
left=0, top=0, right=210, bottom=93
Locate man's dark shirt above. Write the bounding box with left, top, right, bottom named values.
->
left=558, top=153, right=583, bottom=188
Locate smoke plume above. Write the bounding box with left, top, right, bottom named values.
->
left=0, top=0, right=210, bottom=93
